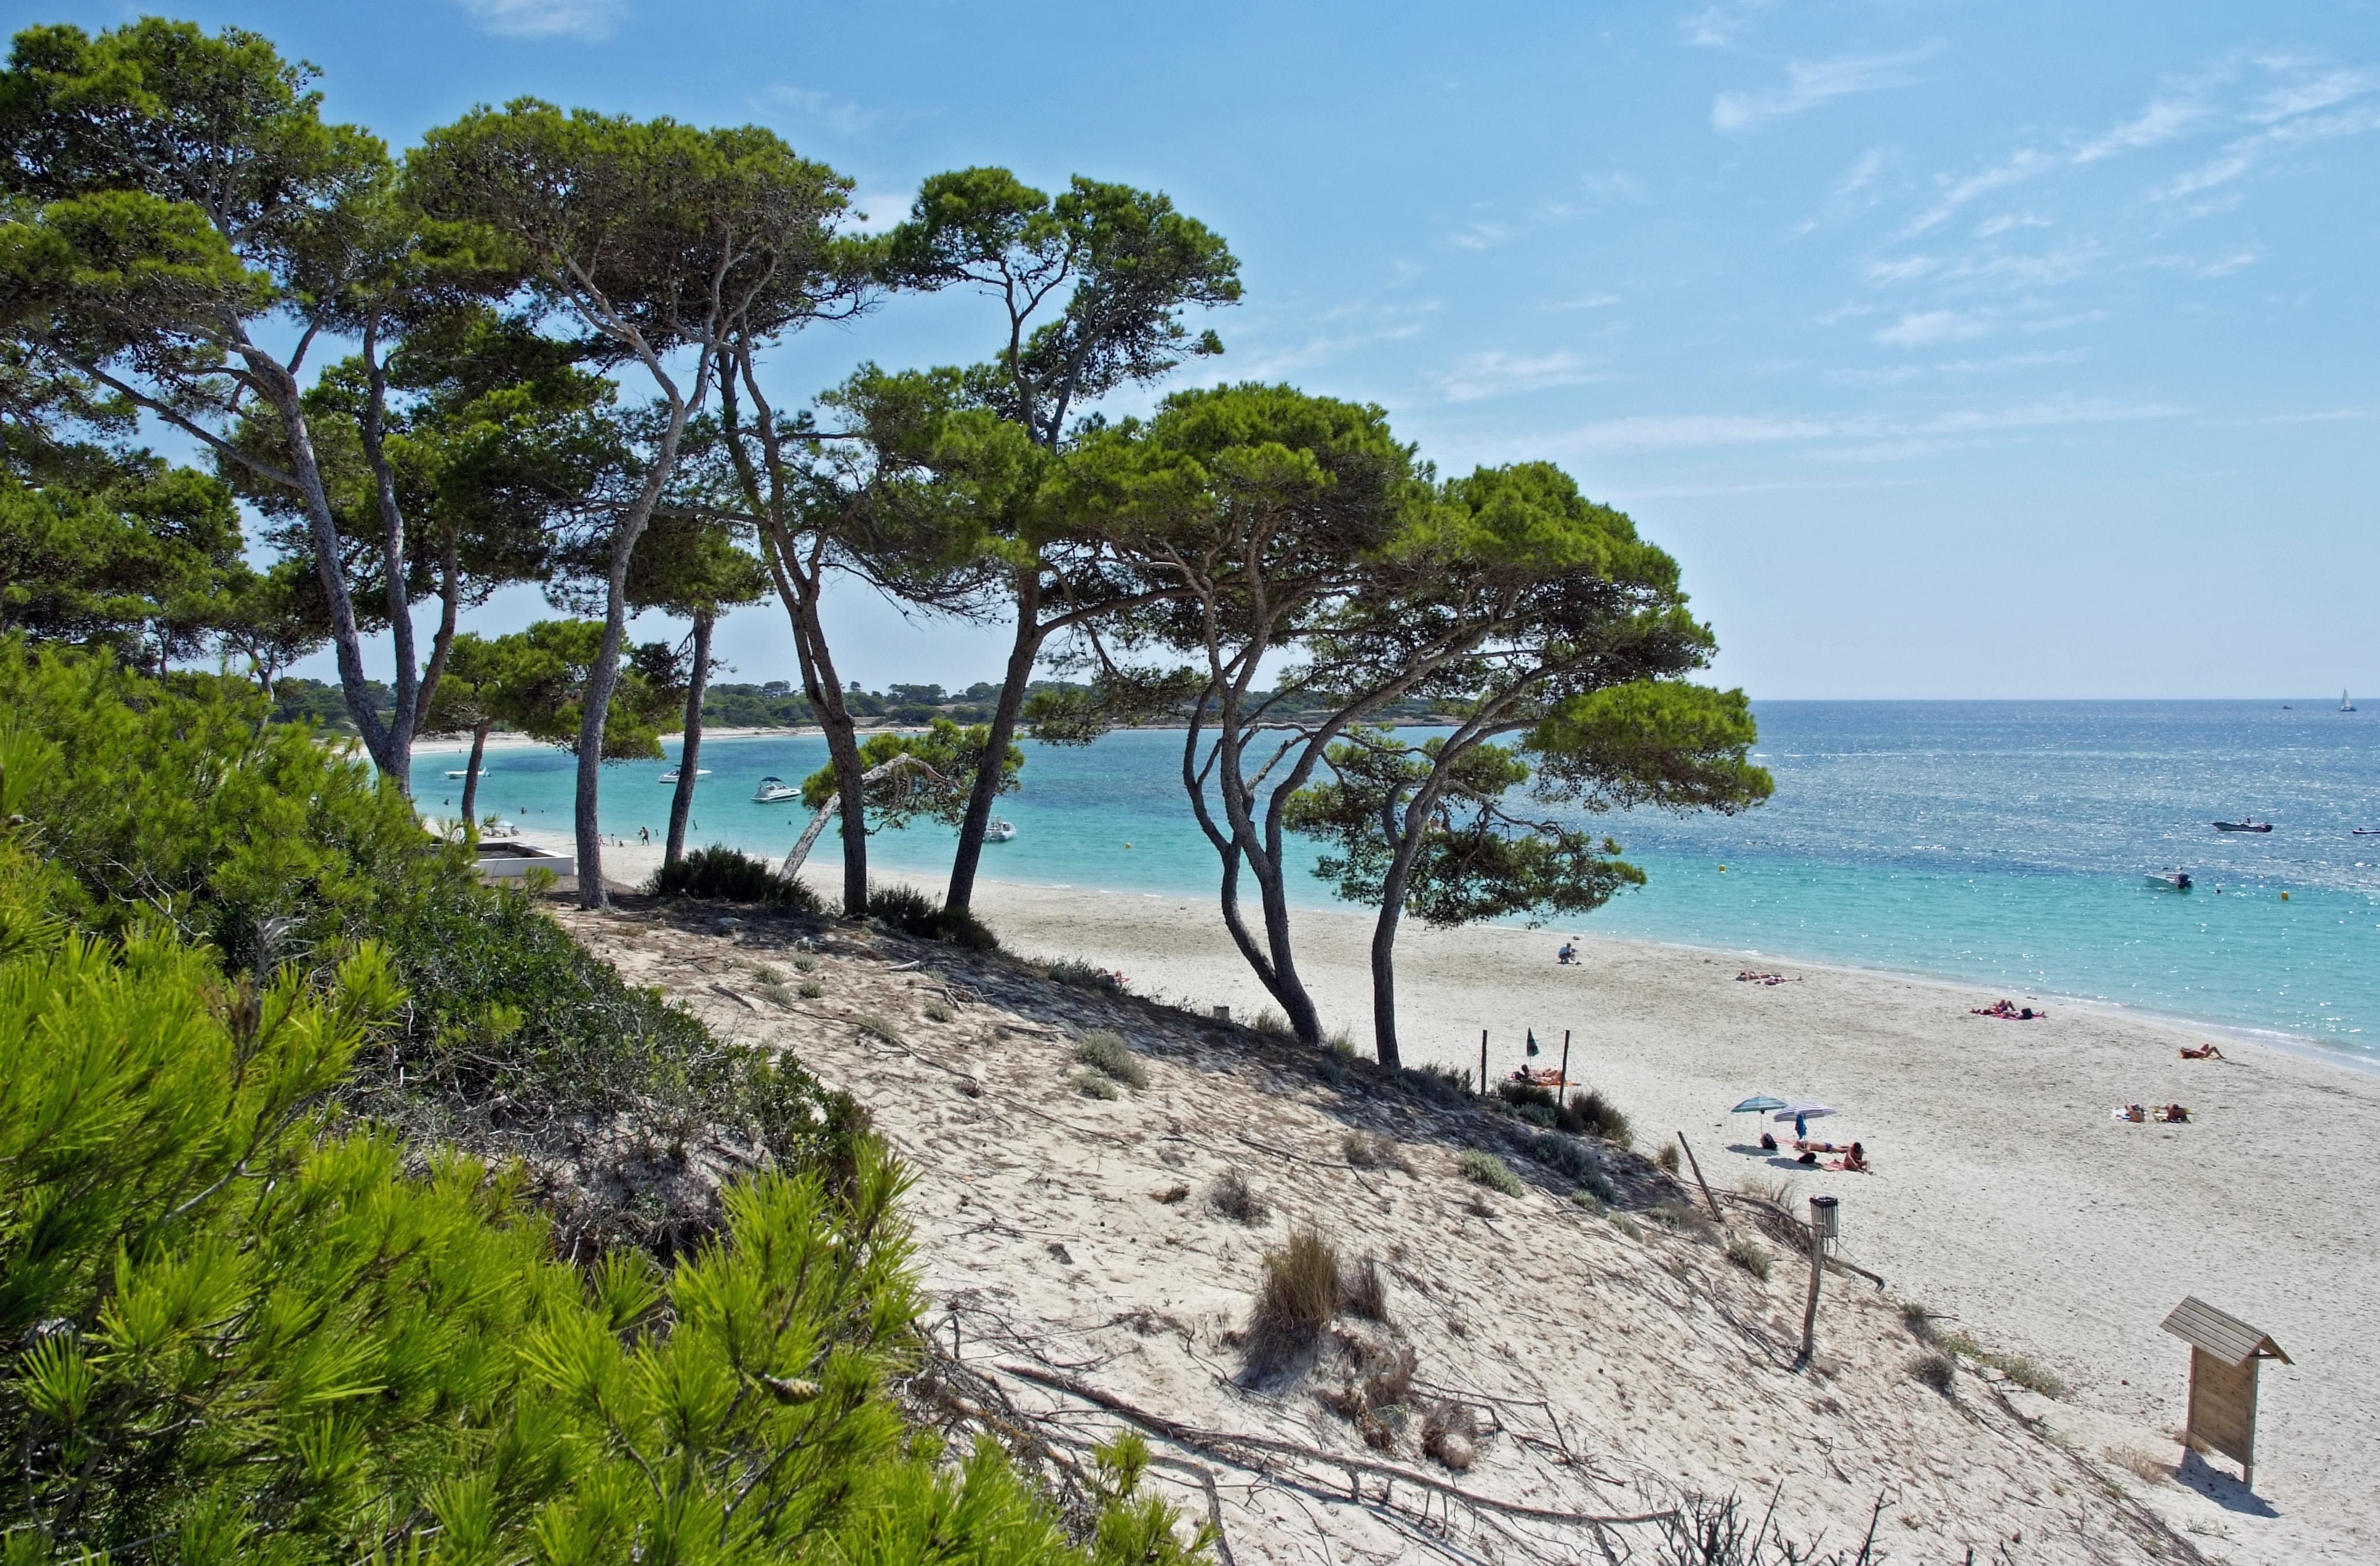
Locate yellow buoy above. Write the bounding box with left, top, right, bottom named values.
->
left=2280, top=891, right=2289, bottom=901
left=1718, top=864, right=1727, bottom=872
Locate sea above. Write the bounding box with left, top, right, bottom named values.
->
left=411, top=701, right=2380, bottom=1062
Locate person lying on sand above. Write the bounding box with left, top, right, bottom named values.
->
left=1972, top=999, right=2047, bottom=1020
left=1826, top=1143, right=1871, bottom=1173
left=1794, top=1139, right=1854, bottom=1154
left=1735, top=970, right=1792, bottom=984
left=2180, top=1043, right=2225, bottom=1060
left=2154, top=1104, right=2191, bottom=1123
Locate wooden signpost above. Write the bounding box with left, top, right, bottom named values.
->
left=2160, top=1295, right=2291, bottom=1488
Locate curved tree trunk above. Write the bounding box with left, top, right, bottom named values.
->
left=665, top=608, right=713, bottom=867
left=779, top=753, right=953, bottom=882
left=572, top=552, right=633, bottom=907
left=1368, top=903, right=1404, bottom=1070
left=946, top=573, right=1040, bottom=917
left=459, top=721, right=490, bottom=839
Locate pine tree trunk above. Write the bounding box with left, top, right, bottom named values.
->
left=460, top=722, right=489, bottom=836
left=946, top=577, right=1039, bottom=917
left=665, top=609, right=713, bottom=867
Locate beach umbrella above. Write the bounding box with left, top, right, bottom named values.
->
left=1773, top=1102, right=1837, bottom=1139
left=1731, top=1096, right=1788, bottom=1113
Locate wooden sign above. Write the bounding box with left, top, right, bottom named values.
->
left=2160, top=1295, right=2289, bottom=1490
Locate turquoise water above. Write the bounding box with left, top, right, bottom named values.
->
left=412, top=702, right=2380, bottom=1058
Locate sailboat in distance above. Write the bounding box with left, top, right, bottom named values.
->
left=2346, top=689, right=2358, bottom=712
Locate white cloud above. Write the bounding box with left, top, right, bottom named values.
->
left=2074, top=96, right=2210, bottom=163
left=1431, top=349, right=1601, bottom=403
left=1937, top=349, right=2086, bottom=374
left=2213, top=407, right=2371, bottom=425
left=1862, top=255, right=1940, bottom=285
left=1680, top=0, right=1775, bottom=49
left=1903, top=147, right=2056, bottom=235
left=1545, top=395, right=2177, bottom=459
left=1543, top=293, right=1622, bottom=311
left=450, top=0, right=623, bottom=40
left=2247, top=67, right=2376, bottom=123
left=1874, top=310, right=1990, bottom=347
left=766, top=86, right=885, bottom=139
left=1712, top=45, right=1940, bottom=134
left=1973, top=212, right=2050, bottom=237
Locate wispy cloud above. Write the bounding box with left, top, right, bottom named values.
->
left=1902, top=147, right=2057, bottom=236
left=1874, top=310, right=1991, bottom=347
left=1541, top=394, right=2176, bottom=457
left=1828, top=348, right=2083, bottom=387
left=1680, top=0, right=1775, bottom=49
left=2073, top=96, right=2210, bottom=163
left=2211, top=407, right=2371, bottom=426
left=1431, top=349, right=1602, bottom=403
left=1543, top=293, right=1622, bottom=311
left=1973, top=212, right=2050, bottom=237
left=765, top=85, right=889, bottom=139
left=1227, top=300, right=1439, bottom=381
left=450, top=0, right=623, bottom=39
left=1713, top=45, right=1940, bottom=134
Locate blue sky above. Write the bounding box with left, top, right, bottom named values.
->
left=21, top=0, right=2380, bottom=697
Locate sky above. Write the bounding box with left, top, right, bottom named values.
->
left=18, top=0, right=2380, bottom=698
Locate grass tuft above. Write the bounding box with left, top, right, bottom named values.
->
left=797, top=979, right=824, bottom=1000
left=1725, top=1238, right=1771, bottom=1280
left=1338, top=1254, right=1390, bottom=1322
left=1068, top=1069, right=1119, bottom=1101
left=923, top=999, right=956, bottom=1024
left=1911, top=1351, right=1958, bottom=1394
left=855, top=1013, right=903, bottom=1046
left=1244, top=1227, right=1341, bottom=1372
left=1073, top=1030, right=1149, bottom=1089
left=1341, top=1129, right=1412, bottom=1173
left=1047, top=958, right=1128, bottom=993
left=1456, top=1149, right=1523, bottom=1197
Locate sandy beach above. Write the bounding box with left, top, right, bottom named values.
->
left=522, top=827, right=2378, bottom=1560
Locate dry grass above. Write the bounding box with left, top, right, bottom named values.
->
left=1245, top=1227, right=1342, bottom=1371
left=2108, top=1446, right=2175, bottom=1487
left=856, top=1012, right=902, bottom=1045
left=1725, top=1237, right=1771, bottom=1281
left=1073, top=1030, right=1148, bottom=1089
left=1340, top=1129, right=1412, bottom=1172
left=1068, top=1068, right=1119, bottom=1101
left=1339, top=1253, right=1390, bottom=1322
left=1656, top=1140, right=1681, bottom=1174
left=1250, top=1008, right=1293, bottom=1038
left=1456, top=1149, right=1523, bottom=1197
left=1207, top=1169, right=1269, bottom=1225
left=1911, top=1351, right=1958, bottom=1394
left=797, top=979, right=824, bottom=999
left=1320, top=1338, right=1417, bottom=1452
left=1420, top=1400, right=1480, bottom=1471
left=923, top=999, right=957, bottom=1023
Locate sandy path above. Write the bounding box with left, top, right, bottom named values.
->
left=525, top=828, right=2375, bottom=1562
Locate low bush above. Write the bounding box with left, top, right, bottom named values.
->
left=798, top=979, right=825, bottom=999
left=1341, top=1129, right=1411, bottom=1172
left=1456, top=1149, right=1524, bottom=1197
left=1048, top=957, right=1128, bottom=992
left=1246, top=1227, right=1341, bottom=1371
left=645, top=844, right=820, bottom=910
left=1400, top=1062, right=1472, bottom=1103
left=1074, top=1030, right=1149, bottom=1089
left=1069, top=1068, right=1120, bottom=1101
left=924, top=999, right=957, bottom=1023
left=1928, top=1325, right=2067, bottom=1398
left=1570, top=1175, right=1613, bottom=1208
left=1726, top=1238, right=1772, bottom=1280
left=1529, top=1131, right=1598, bottom=1180
left=1207, top=1169, right=1269, bottom=1224
left=1911, top=1351, right=1958, bottom=1394
left=1657, top=1140, right=1682, bottom=1174
left=1562, top=1087, right=1633, bottom=1147
left=867, top=883, right=1001, bottom=950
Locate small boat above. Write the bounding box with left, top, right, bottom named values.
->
left=986, top=816, right=1016, bottom=843
left=2146, top=869, right=2193, bottom=891
left=752, top=775, right=799, bottom=803
left=2354, top=828, right=2380, bottom=836
left=445, top=768, right=482, bottom=779
left=2211, top=819, right=2272, bottom=833
left=2344, top=689, right=2357, bottom=713
left=658, top=767, right=711, bottom=785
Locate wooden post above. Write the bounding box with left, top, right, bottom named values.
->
left=1800, top=1195, right=1837, bottom=1364
left=1558, top=1029, right=1571, bottom=1091
left=1676, top=1131, right=1723, bottom=1224
left=1478, top=1029, right=1489, bottom=1096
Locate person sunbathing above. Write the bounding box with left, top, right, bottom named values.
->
left=1828, top=1143, right=1871, bottom=1173
left=1794, top=1139, right=1851, bottom=1154
left=2180, top=1043, right=2225, bottom=1060
left=2154, top=1104, right=2191, bottom=1123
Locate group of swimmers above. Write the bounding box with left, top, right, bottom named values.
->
left=1971, top=998, right=2047, bottom=1020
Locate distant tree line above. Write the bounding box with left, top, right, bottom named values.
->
left=0, top=15, right=1771, bottom=1065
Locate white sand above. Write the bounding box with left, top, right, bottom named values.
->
left=528, top=828, right=2377, bottom=1561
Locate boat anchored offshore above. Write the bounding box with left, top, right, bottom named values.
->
left=752, top=774, right=799, bottom=803
left=986, top=816, right=1016, bottom=843
left=2147, top=868, right=2193, bottom=891
left=2344, top=689, right=2358, bottom=712
left=658, top=767, right=711, bottom=785
left=2212, top=819, right=2273, bottom=833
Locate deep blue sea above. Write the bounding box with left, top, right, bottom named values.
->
left=412, top=702, right=2380, bottom=1059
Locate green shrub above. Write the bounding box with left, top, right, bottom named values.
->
left=1726, top=1238, right=1771, bottom=1280
left=1399, top=1062, right=1472, bottom=1102
left=1456, top=1150, right=1524, bottom=1197
left=1074, top=1030, right=1149, bottom=1089
left=799, top=979, right=825, bottom=999
left=0, top=855, right=1203, bottom=1563
left=1529, top=1131, right=1598, bottom=1181
left=646, top=844, right=820, bottom=910
left=1048, top=957, right=1128, bottom=992
left=867, top=883, right=1000, bottom=949
left=1070, top=1068, right=1120, bottom=1101
left=1562, top=1087, right=1633, bottom=1147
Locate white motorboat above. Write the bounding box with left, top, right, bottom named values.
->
left=752, top=774, right=800, bottom=803
left=444, top=768, right=482, bottom=779
left=658, top=767, right=712, bottom=784
left=987, top=816, right=1016, bottom=843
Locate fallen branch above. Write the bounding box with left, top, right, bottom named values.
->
left=994, top=1362, right=1677, bottom=1529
